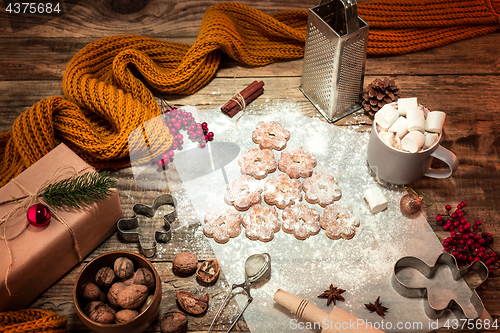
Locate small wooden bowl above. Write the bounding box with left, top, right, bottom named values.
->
left=73, top=251, right=161, bottom=333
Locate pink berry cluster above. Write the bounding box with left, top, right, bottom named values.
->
left=157, top=107, right=214, bottom=167
left=437, top=202, right=498, bottom=275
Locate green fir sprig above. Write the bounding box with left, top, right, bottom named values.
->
left=42, top=171, right=117, bottom=208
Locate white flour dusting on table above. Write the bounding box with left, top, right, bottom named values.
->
left=165, top=102, right=462, bottom=333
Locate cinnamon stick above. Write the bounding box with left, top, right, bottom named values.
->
left=225, top=87, right=264, bottom=118
left=221, top=80, right=265, bottom=114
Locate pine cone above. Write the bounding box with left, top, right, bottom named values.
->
left=362, top=77, right=400, bottom=116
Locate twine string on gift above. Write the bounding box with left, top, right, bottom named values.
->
left=0, top=166, right=86, bottom=297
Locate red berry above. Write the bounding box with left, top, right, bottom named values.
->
left=445, top=205, right=452, bottom=211
left=436, top=215, right=443, bottom=222
left=475, top=220, right=482, bottom=226
left=461, top=201, right=467, bottom=207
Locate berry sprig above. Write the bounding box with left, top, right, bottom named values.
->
left=437, top=202, right=498, bottom=275
left=156, top=104, right=214, bottom=167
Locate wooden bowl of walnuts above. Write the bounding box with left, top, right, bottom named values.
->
left=73, top=251, right=161, bottom=333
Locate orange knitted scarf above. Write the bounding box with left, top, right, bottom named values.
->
left=0, top=1, right=498, bottom=187
left=0, top=309, right=67, bottom=332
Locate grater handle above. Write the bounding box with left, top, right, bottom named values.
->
left=319, top=0, right=359, bottom=35
left=343, top=0, right=359, bottom=34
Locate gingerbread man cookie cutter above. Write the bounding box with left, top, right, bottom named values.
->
left=117, top=193, right=177, bottom=258
left=392, top=252, right=488, bottom=320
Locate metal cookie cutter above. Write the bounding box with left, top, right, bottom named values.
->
left=117, top=193, right=177, bottom=258
left=392, top=252, right=488, bottom=320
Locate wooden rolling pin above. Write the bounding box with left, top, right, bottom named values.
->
left=274, top=289, right=383, bottom=333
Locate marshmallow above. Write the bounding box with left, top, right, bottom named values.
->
left=423, top=132, right=439, bottom=149
left=425, top=111, right=446, bottom=133
left=375, top=104, right=399, bottom=129
left=397, top=97, right=418, bottom=116
left=388, top=116, right=408, bottom=139
left=401, top=131, right=425, bottom=153
left=406, top=108, right=425, bottom=133
left=379, top=129, right=402, bottom=150
left=363, top=188, right=388, bottom=214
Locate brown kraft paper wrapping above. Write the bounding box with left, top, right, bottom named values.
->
left=0, top=143, right=123, bottom=311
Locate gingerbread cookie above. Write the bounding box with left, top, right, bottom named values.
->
left=242, top=204, right=281, bottom=242
left=204, top=208, right=242, bottom=244
left=282, top=203, right=321, bottom=240
left=252, top=121, right=290, bottom=150
left=320, top=203, right=360, bottom=240
left=278, top=147, right=317, bottom=178
left=224, top=175, right=262, bottom=211
left=303, top=171, right=342, bottom=207
left=238, top=147, right=277, bottom=180
left=263, top=174, right=302, bottom=209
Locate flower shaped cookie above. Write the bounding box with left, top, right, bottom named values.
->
left=238, top=147, right=277, bottom=180
left=282, top=203, right=321, bottom=240
left=242, top=204, right=281, bottom=242
left=303, top=172, right=342, bottom=207
left=252, top=121, right=290, bottom=150
left=320, top=203, right=360, bottom=240
left=204, top=207, right=242, bottom=244
left=278, top=147, right=317, bottom=178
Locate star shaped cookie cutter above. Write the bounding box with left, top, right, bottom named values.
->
left=117, top=193, right=177, bottom=258
left=392, top=252, right=488, bottom=320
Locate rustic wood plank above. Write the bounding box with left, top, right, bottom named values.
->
left=0, top=0, right=319, bottom=37
left=1, top=32, right=499, bottom=82
left=1, top=74, right=499, bottom=131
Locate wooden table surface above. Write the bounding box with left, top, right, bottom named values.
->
left=1, top=0, right=499, bottom=332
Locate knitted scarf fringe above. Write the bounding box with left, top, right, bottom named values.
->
left=0, top=1, right=498, bottom=187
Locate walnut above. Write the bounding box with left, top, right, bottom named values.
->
left=117, top=284, right=149, bottom=309
left=115, top=309, right=139, bottom=323
left=84, top=301, right=103, bottom=317
left=176, top=291, right=209, bottom=315
left=172, top=252, right=198, bottom=276
left=196, top=259, right=220, bottom=285
left=133, top=267, right=155, bottom=290
left=81, top=282, right=105, bottom=302
left=160, top=310, right=188, bottom=333
left=107, top=282, right=127, bottom=307
left=88, top=303, right=114, bottom=324
left=95, top=267, right=115, bottom=289
left=114, top=257, right=134, bottom=280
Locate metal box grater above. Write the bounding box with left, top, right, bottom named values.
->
left=300, top=0, right=369, bottom=122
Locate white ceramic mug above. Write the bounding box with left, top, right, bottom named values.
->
left=367, top=122, right=459, bottom=184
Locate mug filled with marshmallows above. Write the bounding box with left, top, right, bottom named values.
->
left=367, top=97, right=458, bottom=185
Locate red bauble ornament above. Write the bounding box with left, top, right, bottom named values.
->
left=27, top=204, right=51, bottom=227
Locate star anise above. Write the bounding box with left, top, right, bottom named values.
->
left=317, top=284, right=345, bottom=306
left=364, top=296, right=389, bottom=317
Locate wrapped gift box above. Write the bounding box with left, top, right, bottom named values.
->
left=0, top=143, right=123, bottom=311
